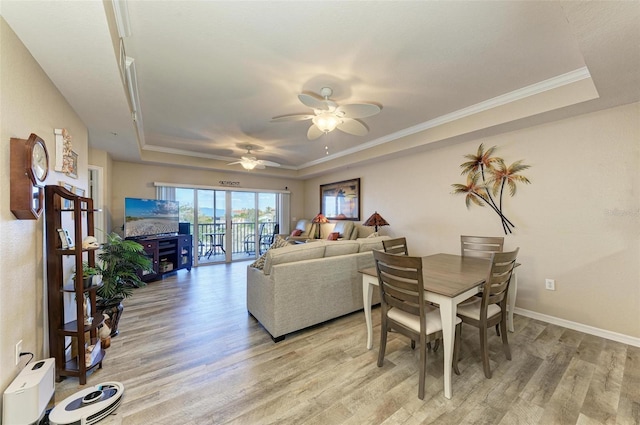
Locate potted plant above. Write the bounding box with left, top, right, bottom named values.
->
left=88, top=232, right=153, bottom=336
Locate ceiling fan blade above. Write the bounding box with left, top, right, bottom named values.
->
left=337, top=118, right=368, bottom=136
left=335, top=103, right=381, bottom=119
left=227, top=160, right=242, bottom=165
left=271, top=113, right=314, bottom=122
left=298, top=93, right=330, bottom=110
left=257, top=160, right=281, bottom=167
left=254, top=164, right=266, bottom=169
left=307, top=124, right=324, bottom=140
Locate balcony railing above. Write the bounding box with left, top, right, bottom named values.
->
left=185, top=221, right=277, bottom=257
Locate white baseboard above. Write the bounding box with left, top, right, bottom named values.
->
left=514, top=307, right=640, bottom=348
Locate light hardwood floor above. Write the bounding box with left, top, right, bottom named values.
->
left=54, top=262, right=640, bottom=425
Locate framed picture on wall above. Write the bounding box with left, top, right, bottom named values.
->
left=320, top=178, right=360, bottom=220
left=66, top=150, right=78, bottom=179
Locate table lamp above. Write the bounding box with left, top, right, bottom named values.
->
left=363, top=211, right=389, bottom=232
left=312, top=213, right=329, bottom=239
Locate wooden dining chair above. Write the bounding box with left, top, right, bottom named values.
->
left=382, top=237, right=409, bottom=255
left=456, top=247, right=519, bottom=379
left=460, top=235, right=505, bottom=317
left=373, top=250, right=461, bottom=399
left=383, top=236, right=441, bottom=350
left=460, top=235, right=504, bottom=259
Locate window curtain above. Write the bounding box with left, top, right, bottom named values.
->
left=156, top=186, right=176, bottom=201
left=279, top=192, right=290, bottom=235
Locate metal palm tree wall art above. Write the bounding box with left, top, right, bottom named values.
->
left=452, top=143, right=531, bottom=235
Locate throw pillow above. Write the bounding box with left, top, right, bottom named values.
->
left=271, top=235, right=290, bottom=249
left=367, top=232, right=379, bottom=238
left=327, top=232, right=340, bottom=241
left=250, top=235, right=290, bottom=270
left=290, top=229, right=303, bottom=236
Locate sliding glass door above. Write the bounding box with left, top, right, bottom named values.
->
left=160, top=184, right=285, bottom=266
left=229, top=192, right=278, bottom=261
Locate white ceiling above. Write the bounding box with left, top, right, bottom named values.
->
left=2, top=1, right=639, bottom=178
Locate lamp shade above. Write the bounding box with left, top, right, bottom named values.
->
left=312, top=213, right=329, bottom=223
left=312, top=213, right=329, bottom=239
left=363, top=211, right=389, bottom=232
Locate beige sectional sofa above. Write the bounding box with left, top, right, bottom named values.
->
left=286, top=218, right=373, bottom=243
left=246, top=236, right=389, bottom=341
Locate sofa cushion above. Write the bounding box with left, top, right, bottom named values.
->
left=290, top=229, right=303, bottom=236
left=332, top=221, right=355, bottom=239
left=294, top=219, right=313, bottom=237
left=357, top=235, right=391, bottom=252
left=323, top=240, right=360, bottom=257
left=263, top=241, right=326, bottom=275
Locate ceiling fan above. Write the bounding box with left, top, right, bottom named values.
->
left=271, top=87, right=381, bottom=140
left=227, top=145, right=281, bottom=170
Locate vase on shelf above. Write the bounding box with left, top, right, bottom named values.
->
left=83, top=295, right=93, bottom=326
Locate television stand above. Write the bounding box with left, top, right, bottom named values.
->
left=135, top=234, right=192, bottom=281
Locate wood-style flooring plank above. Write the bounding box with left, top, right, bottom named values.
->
left=579, top=340, right=626, bottom=424
left=50, top=262, right=639, bottom=425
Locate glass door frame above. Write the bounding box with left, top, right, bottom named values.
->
left=156, top=182, right=289, bottom=265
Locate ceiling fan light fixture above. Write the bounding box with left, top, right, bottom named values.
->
left=241, top=161, right=257, bottom=170
left=313, top=113, right=341, bottom=133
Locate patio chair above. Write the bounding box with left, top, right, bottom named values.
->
left=259, top=223, right=279, bottom=254
left=244, top=223, right=266, bottom=255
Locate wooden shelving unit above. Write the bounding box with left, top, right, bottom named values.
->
left=45, top=185, right=105, bottom=384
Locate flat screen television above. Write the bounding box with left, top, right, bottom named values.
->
left=124, top=198, right=180, bottom=239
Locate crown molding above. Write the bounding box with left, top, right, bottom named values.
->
left=301, top=67, right=592, bottom=169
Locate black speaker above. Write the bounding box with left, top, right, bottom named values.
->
left=178, top=222, right=191, bottom=235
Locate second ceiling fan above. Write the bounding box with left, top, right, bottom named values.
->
left=228, top=145, right=280, bottom=170
left=271, top=87, right=381, bottom=140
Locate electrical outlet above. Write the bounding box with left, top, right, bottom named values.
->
left=15, top=340, right=23, bottom=365
left=545, top=278, right=556, bottom=291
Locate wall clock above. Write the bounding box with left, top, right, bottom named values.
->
left=10, top=133, right=49, bottom=219
left=27, top=134, right=49, bottom=183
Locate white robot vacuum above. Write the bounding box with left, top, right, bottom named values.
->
left=48, top=382, right=124, bottom=425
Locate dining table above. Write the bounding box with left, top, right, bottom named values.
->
left=360, top=253, right=519, bottom=399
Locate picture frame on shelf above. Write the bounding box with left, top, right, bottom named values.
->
left=58, top=181, right=74, bottom=210
left=320, top=178, right=360, bottom=221
left=74, top=186, right=86, bottom=216
left=57, top=228, right=71, bottom=249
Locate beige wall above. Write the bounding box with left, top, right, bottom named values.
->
left=88, top=148, right=114, bottom=238
left=304, top=102, right=640, bottom=339
left=109, top=161, right=305, bottom=234
left=2, top=16, right=638, bottom=413
left=0, top=18, right=89, bottom=399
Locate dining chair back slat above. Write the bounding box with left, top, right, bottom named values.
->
left=382, top=237, right=409, bottom=256
left=483, top=253, right=516, bottom=307
left=460, top=235, right=504, bottom=259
